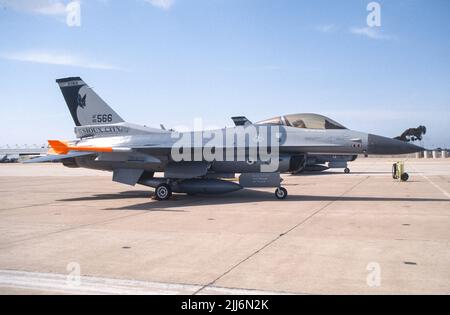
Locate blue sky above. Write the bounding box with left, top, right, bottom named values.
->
left=0, top=0, right=449, bottom=148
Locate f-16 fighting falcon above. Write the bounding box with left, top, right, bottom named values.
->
left=26, top=77, right=424, bottom=200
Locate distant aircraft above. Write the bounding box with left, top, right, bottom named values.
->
left=0, top=155, right=19, bottom=163
left=26, top=77, right=424, bottom=200
left=0, top=147, right=46, bottom=163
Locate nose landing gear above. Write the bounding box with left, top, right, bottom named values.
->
left=275, top=187, right=288, bottom=200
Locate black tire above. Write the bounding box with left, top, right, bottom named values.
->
left=155, top=184, right=172, bottom=200
left=401, top=173, right=409, bottom=182
left=344, top=168, right=350, bottom=174
left=275, top=187, right=288, bottom=200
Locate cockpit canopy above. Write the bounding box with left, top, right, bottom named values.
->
left=256, top=113, right=347, bottom=130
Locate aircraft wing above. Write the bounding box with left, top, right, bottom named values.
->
left=24, top=151, right=96, bottom=163
left=34, top=140, right=348, bottom=163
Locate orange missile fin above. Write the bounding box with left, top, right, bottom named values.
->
left=48, top=140, right=70, bottom=155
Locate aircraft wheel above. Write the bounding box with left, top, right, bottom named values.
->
left=275, top=187, right=288, bottom=200
left=155, top=184, right=172, bottom=200
left=401, top=173, right=409, bottom=182
left=344, top=168, right=350, bottom=174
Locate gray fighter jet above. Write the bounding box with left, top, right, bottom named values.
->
left=26, top=77, right=424, bottom=200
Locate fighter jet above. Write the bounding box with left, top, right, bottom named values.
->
left=0, top=155, right=19, bottom=163
left=26, top=77, right=424, bottom=200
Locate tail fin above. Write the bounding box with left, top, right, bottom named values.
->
left=56, top=77, right=124, bottom=126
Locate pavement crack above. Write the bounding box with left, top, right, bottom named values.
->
left=0, top=202, right=60, bottom=213
left=192, top=176, right=369, bottom=295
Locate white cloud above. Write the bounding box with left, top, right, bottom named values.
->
left=316, top=24, right=337, bottom=33
left=0, top=0, right=70, bottom=16
left=350, top=27, right=392, bottom=40
left=0, top=51, right=121, bottom=70
left=144, top=0, right=174, bottom=10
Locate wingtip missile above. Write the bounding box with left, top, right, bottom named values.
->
left=48, top=140, right=114, bottom=154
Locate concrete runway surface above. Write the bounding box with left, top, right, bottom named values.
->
left=0, top=158, right=449, bottom=295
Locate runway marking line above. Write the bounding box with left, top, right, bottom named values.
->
left=0, top=269, right=289, bottom=295
left=409, top=164, right=450, bottom=199
left=421, top=175, right=450, bottom=198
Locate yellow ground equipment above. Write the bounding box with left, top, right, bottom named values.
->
left=392, top=161, right=409, bottom=181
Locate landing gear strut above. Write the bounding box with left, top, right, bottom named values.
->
left=275, top=187, right=288, bottom=200
left=154, top=183, right=172, bottom=200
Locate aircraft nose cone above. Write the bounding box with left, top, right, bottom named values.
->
left=368, top=134, right=424, bottom=155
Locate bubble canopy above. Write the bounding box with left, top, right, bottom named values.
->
left=256, top=113, right=347, bottom=130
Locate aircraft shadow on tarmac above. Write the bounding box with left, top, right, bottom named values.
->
left=292, top=171, right=400, bottom=176
left=58, top=189, right=449, bottom=211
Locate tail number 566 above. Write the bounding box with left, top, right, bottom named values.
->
left=93, top=114, right=113, bottom=123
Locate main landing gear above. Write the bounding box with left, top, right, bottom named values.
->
left=275, top=187, right=288, bottom=200
left=150, top=176, right=289, bottom=201
left=154, top=183, right=172, bottom=200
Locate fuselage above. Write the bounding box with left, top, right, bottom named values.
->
left=68, top=122, right=371, bottom=174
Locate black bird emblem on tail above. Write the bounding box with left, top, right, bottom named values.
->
left=76, top=93, right=87, bottom=109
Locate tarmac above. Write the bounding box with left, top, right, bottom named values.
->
left=0, top=158, right=449, bottom=295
